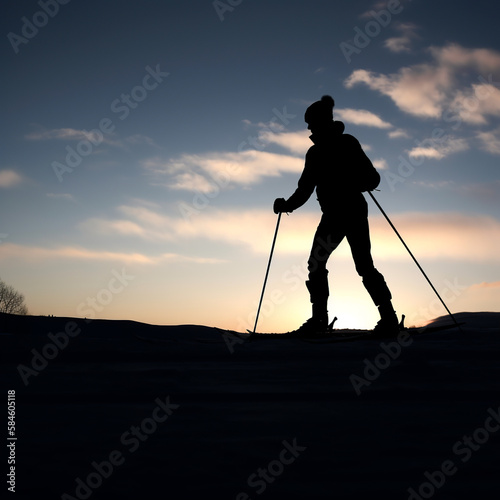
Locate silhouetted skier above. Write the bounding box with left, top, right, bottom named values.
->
left=274, top=95, right=399, bottom=335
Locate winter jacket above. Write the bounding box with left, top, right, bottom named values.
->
left=285, top=130, right=380, bottom=216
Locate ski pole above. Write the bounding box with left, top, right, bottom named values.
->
left=250, top=212, right=282, bottom=335
left=368, top=191, right=461, bottom=329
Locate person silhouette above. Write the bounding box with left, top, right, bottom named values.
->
left=273, top=95, right=399, bottom=335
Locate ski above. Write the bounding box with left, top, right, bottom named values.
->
left=284, top=322, right=464, bottom=344
left=238, top=319, right=464, bottom=344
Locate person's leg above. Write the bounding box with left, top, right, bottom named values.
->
left=305, top=215, right=345, bottom=325
left=346, top=216, right=399, bottom=332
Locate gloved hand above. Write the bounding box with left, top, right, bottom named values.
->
left=273, top=198, right=288, bottom=214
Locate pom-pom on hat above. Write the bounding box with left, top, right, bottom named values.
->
left=304, top=95, right=335, bottom=124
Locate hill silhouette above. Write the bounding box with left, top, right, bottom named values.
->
left=2, top=311, right=499, bottom=498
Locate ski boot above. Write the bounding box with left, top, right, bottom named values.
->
left=372, top=303, right=400, bottom=337
left=288, top=316, right=329, bottom=338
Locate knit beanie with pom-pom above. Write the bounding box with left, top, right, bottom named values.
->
left=304, top=95, right=335, bottom=124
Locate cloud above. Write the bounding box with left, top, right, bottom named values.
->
left=249, top=111, right=392, bottom=156
left=81, top=203, right=316, bottom=254
left=27, top=127, right=104, bottom=142
left=0, top=170, right=22, bottom=188
left=373, top=159, right=389, bottom=170
left=384, top=37, right=411, bottom=53
left=335, top=108, right=392, bottom=128
left=0, top=243, right=155, bottom=264
left=83, top=206, right=317, bottom=255
left=477, top=127, right=500, bottom=155
left=81, top=203, right=500, bottom=263
left=450, top=84, right=500, bottom=125
left=431, top=44, right=500, bottom=73
left=167, top=172, right=220, bottom=193
left=257, top=130, right=311, bottom=155
left=368, top=212, right=500, bottom=262
left=388, top=128, right=409, bottom=139
left=360, top=2, right=386, bottom=17
left=469, top=281, right=500, bottom=291
left=408, top=136, right=469, bottom=160
left=344, top=43, right=500, bottom=122
left=159, top=254, right=224, bottom=264
left=345, top=66, right=451, bottom=119
left=384, top=22, right=419, bottom=53
left=25, top=127, right=156, bottom=149
left=0, top=243, right=223, bottom=265
left=142, top=150, right=303, bottom=192
left=85, top=218, right=147, bottom=237
left=240, top=118, right=310, bottom=155
left=360, top=0, right=411, bottom=18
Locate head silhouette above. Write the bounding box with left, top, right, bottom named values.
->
left=305, top=95, right=335, bottom=133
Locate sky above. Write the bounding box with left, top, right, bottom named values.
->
left=1, top=0, right=500, bottom=332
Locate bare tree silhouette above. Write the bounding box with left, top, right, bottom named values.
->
left=0, top=278, right=28, bottom=315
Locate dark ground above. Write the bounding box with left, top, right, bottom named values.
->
left=2, top=311, right=500, bottom=500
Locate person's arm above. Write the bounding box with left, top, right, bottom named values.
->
left=274, top=148, right=317, bottom=213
